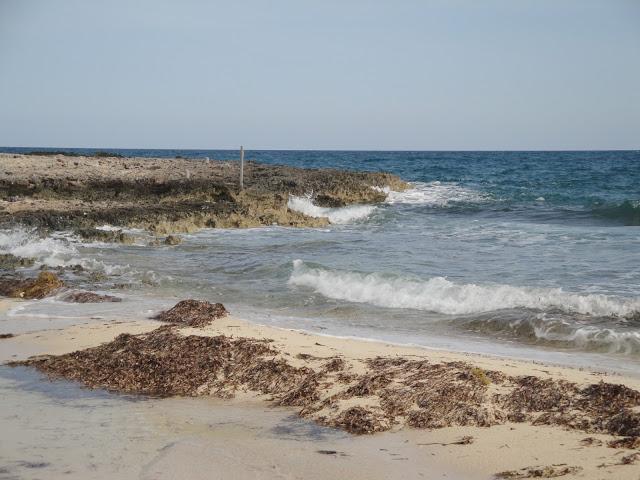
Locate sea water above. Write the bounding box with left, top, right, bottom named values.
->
left=1, top=149, right=639, bottom=374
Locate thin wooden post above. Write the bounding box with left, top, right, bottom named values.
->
left=239, top=146, right=244, bottom=190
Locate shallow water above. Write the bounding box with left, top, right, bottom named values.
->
left=0, top=366, right=466, bottom=480
left=1, top=149, right=639, bottom=374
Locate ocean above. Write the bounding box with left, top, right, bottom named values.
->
left=2, top=148, right=639, bottom=373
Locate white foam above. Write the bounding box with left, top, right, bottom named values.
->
left=287, top=195, right=376, bottom=224
left=379, top=181, right=490, bottom=206
left=0, top=229, right=77, bottom=266
left=533, top=322, right=640, bottom=355
left=0, top=228, right=130, bottom=273
left=289, top=260, right=640, bottom=317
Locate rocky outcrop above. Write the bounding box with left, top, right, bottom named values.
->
left=75, top=228, right=135, bottom=244
left=0, top=254, right=35, bottom=270
left=0, top=271, right=64, bottom=299
left=0, top=154, right=407, bottom=233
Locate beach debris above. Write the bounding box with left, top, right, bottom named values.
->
left=579, top=436, right=603, bottom=447
left=607, top=436, right=640, bottom=449
left=0, top=271, right=64, bottom=299
left=61, top=291, right=122, bottom=303
left=152, top=299, right=228, bottom=327
left=418, top=436, right=475, bottom=447
left=0, top=253, right=35, bottom=270
left=619, top=452, right=640, bottom=465
left=332, top=407, right=390, bottom=434
left=163, top=235, right=182, bottom=246
left=495, top=465, right=582, bottom=478
left=0, top=333, right=14, bottom=339
left=316, top=450, right=339, bottom=455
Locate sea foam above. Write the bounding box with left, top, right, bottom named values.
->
left=375, top=181, right=490, bottom=206
left=287, top=195, right=376, bottom=224
left=289, top=260, right=640, bottom=317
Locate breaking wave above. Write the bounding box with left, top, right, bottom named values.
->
left=0, top=228, right=126, bottom=274
left=288, top=260, right=640, bottom=317
left=591, top=200, right=640, bottom=225
left=287, top=195, right=376, bottom=224
left=375, top=181, right=490, bottom=207
left=0, top=229, right=77, bottom=266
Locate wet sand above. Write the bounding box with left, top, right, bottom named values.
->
left=2, top=302, right=639, bottom=480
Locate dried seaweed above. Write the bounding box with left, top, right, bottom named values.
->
left=153, top=299, right=228, bottom=327
left=495, top=465, right=582, bottom=479
left=331, top=407, right=390, bottom=434
left=0, top=271, right=64, bottom=299
left=607, top=436, right=640, bottom=449
left=13, top=325, right=640, bottom=439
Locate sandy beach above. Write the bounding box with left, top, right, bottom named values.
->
left=1, top=297, right=639, bottom=479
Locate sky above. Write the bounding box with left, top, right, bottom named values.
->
left=0, top=0, right=638, bottom=150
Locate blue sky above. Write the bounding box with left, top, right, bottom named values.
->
left=0, top=0, right=638, bottom=150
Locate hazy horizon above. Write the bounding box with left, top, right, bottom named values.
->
left=1, top=0, right=638, bottom=150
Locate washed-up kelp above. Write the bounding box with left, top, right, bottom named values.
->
left=153, top=299, right=228, bottom=327
left=15, top=326, right=640, bottom=442
left=0, top=271, right=64, bottom=299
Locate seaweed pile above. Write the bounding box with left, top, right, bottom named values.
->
left=15, top=324, right=640, bottom=442
left=0, top=271, right=64, bottom=299
left=152, top=299, right=228, bottom=327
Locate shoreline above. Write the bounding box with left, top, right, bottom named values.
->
left=2, top=301, right=640, bottom=479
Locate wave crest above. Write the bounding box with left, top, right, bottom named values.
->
left=378, top=181, right=490, bottom=207
left=287, top=195, right=376, bottom=224
left=592, top=200, right=640, bottom=225
left=288, top=260, right=640, bottom=317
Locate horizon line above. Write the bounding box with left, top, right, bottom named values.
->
left=1, top=146, right=638, bottom=153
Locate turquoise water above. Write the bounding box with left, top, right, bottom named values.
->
left=2, top=148, right=639, bottom=371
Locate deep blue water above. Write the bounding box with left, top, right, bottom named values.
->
left=2, top=147, right=639, bottom=371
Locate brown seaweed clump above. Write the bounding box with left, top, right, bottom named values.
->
left=153, top=299, right=228, bottom=327
left=15, top=326, right=312, bottom=398
left=0, top=271, right=64, bottom=299
left=495, top=465, right=582, bottom=479
left=62, top=291, right=122, bottom=303
left=608, top=436, right=640, bottom=449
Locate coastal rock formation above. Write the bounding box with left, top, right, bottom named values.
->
left=0, top=254, right=35, bottom=270
left=0, top=154, right=407, bottom=232
left=0, top=271, right=64, bottom=299
left=16, top=325, right=640, bottom=440
left=163, top=235, right=182, bottom=245
left=75, top=228, right=135, bottom=244
left=153, top=300, right=228, bottom=327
